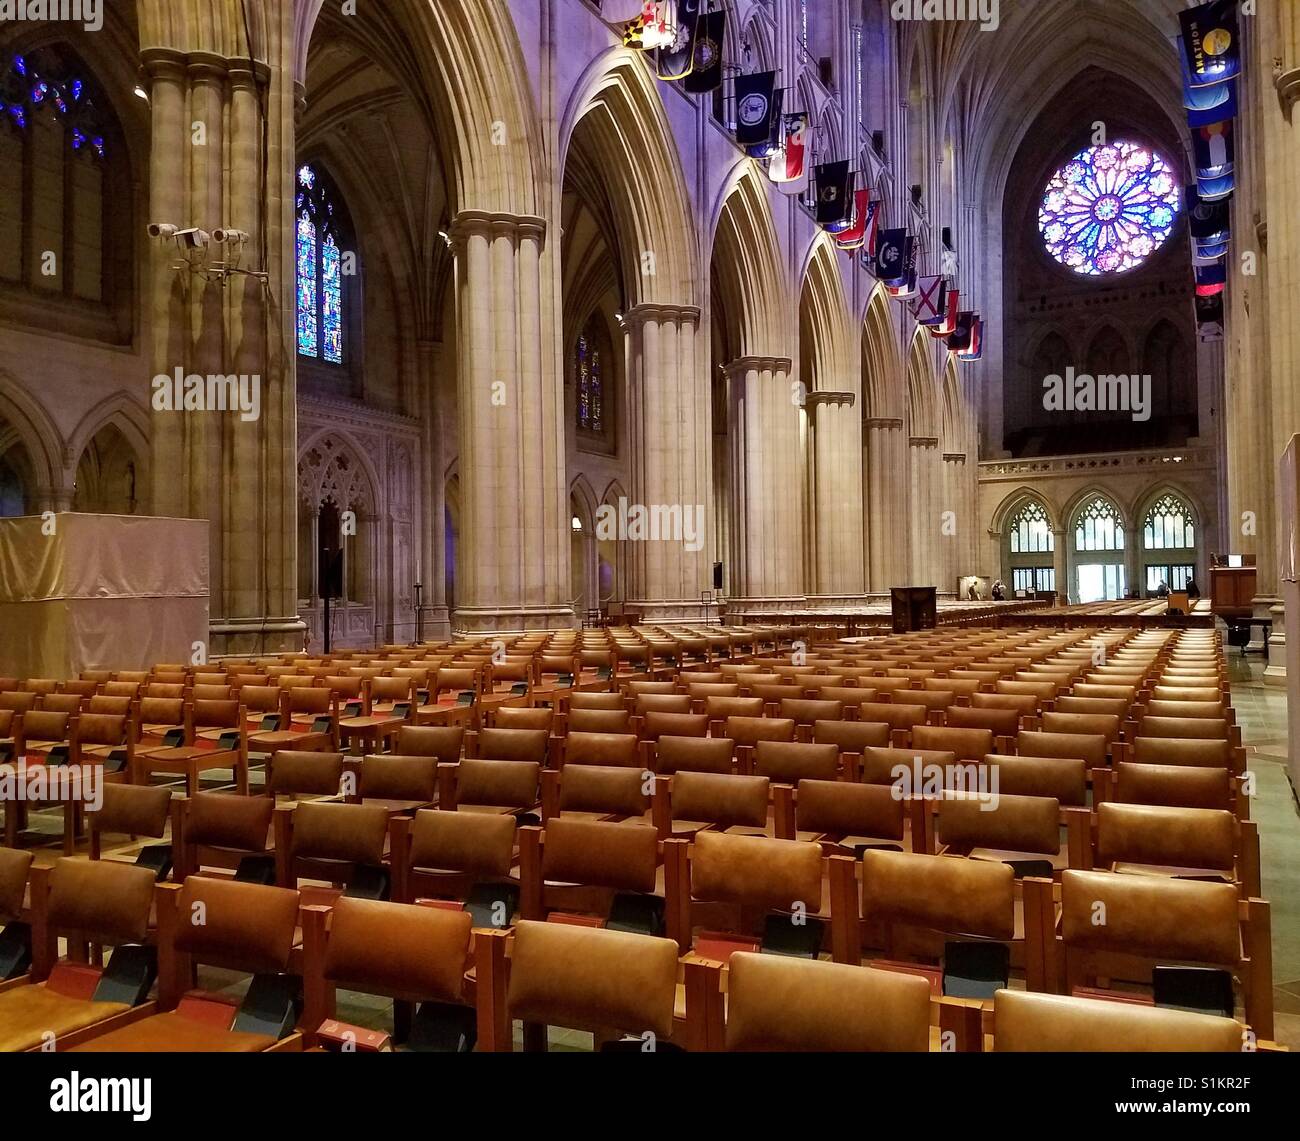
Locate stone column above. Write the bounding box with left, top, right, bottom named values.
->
left=1052, top=529, right=1069, bottom=603
left=725, top=356, right=804, bottom=609
left=621, top=305, right=714, bottom=621
left=908, top=436, right=941, bottom=587
left=808, top=392, right=865, bottom=601
left=865, top=417, right=909, bottom=591
left=942, top=452, right=968, bottom=591
left=417, top=338, right=451, bottom=640
left=449, top=211, right=573, bottom=633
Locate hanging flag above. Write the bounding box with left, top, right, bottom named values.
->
left=834, top=188, right=872, bottom=250
left=876, top=227, right=908, bottom=284
left=1194, top=263, right=1227, bottom=296
left=958, top=317, right=984, bottom=362
left=947, top=311, right=975, bottom=354
left=929, top=289, right=961, bottom=338
left=861, top=195, right=882, bottom=257
left=815, top=162, right=853, bottom=228
left=1193, top=120, right=1234, bottom=176
left=770, top=112, right=810, bottom=186
left=1196, top=293, right=1225, bottom=341
left=886, top=238, right=918, bottom=298
left=1186, top=185, right=1230, bottom=242
left=624, top=2, right=676, bottom=51
left=734, top=71, right=778, bottom=148
left=1179, top=35, right=1238, bottom=124
left=1194, top=236, right=1230, bottom=260
left=656, top=0, right=700, bottom=81
left=684, top=9, right=727, bottom=94
left=912, top=275, right=948, bottom=325
left=745, top=89, right=784, bottom=159
left=1180, top=0, right=1240, bottom=88
left=1196, top=169, right=1235, bottom=201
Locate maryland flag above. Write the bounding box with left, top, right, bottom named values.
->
left=624, top=2, right=676, bottom=51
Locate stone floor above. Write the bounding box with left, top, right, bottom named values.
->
left=1228, top=654, right=1300, bottom=1048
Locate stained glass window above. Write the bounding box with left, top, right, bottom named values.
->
left=1038, top=141, right=1179, bottom=277
left=1009, top=500, right=1054, bottom=554
left=1074, top=496, right=1124, bottom=552
left=1, top=54, right=104, bottom=155
left=296, top=163, right=346, bottom=364
left=576, top=324, right=605, bottom=434
left=1143, top=493, right=1195, bottom=550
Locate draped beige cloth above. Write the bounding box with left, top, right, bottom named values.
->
left=0, top=515, right=208, bottom=678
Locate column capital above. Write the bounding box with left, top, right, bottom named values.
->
left=805, top=391, right=857, bottom=411
left=909, top=436, right=940, bottom=448
left=865, top=417, right=904, bottom=430
left=187, top=52, right=230, bottom=86
left=449, top=210, right=548, bottom=251
left=140, top=47, right=189, bottom=83
left=942, top=452, right=966, bottom=463
left=619, top=303, right=701, bottom=332
left=229, top=59, right=272, bottom=90
left=720, top=355, right=792, bottom=379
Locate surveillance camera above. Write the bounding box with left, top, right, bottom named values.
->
left=213, top=228, right=249, bottom=245
left=147, top=223, right=178, bottom=239
left=174, top=228, right=210, bottom=250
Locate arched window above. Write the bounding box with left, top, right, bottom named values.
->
left=1143, top=493, right=1195, bottom=550
left=1010, top=500, right=1053, bottom=554
left=1075, top=496, right=1124, bottom=552
left=0, top=49, right=127, bottom=337
left=1038, top=141, right=1180, bottom=277
left=1142, top=492, right=1198, bottom=594
left=1006, top=499, right=1055, bottom=596
left=1073, top=495, right=1125, bottom=602
left=296, top=164, right=346, bottom=365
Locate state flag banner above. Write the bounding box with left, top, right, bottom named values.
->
left=1195, top=237, right=1230, bottom=260
left=1180, top=1, right=1240, bottom=88
left=1195, top=263, right=1226, bottom=297
left=1196, top=171, right=1235, bottom=202
left=815, top=162, right=854, bottom=228
left=1179, top=36, right=1238, bottom=123
left=876, top=227, right=908, bottom=284
left=930, top=289, right=960, bottom=338
left=862, top=196, right=882, bottom=257
left=770, top=113, right=810, bottom=185
left=656, top=1, right=701, bottom=81
left=1186, top=186, right=1230, bottom=241
left=947, top=311, right=975, bottom=354
left=835, top=188, right=872, bottom=250
left=887, top=238, right=918, bottom=298
left=745, top=88, right=784, bottom=159
left=734, top=71, right=779, bottom=148
left=1196, top=293, right=1225, bottom=340
left=684, top=10, right=727, bottom=94
left=958, top=317, right=984, bottom=362
left=1193, top=120, right=1234, bottom=175
left=624, top=2, right=676, bottom=51
left=913, top=275, right=947, bottom=324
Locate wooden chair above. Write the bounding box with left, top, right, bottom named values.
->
left=172, top=792, right=275, bottom=882
left=68, top=877, right=304, bottom=1052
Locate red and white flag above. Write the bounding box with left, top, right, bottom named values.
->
left=835, top=189, right=872, bottom=250
left=929, top=289, right=960, bottom=337
left=770, top=113, right=810, bottom=194
left=912, top=275, right=947, bottom=325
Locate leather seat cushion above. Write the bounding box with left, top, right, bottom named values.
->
left=0, top=987, right=129, bottom=1052
left=70, top=1012, right=275, bottom=1053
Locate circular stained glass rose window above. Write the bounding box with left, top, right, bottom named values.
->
left=1038, top=141, right=1180, bottom=277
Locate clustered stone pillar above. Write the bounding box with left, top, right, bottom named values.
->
left=449, top=211, right=572, bottom=633
left=865, top=417, right=910, bottom=592
left=725, top=356, right=804, bottom=608
left=1052, top=529, right=1069, bottom=602
left=621, top=305, right=713, bottom=621
left=909, top=436, right=941, bottom=588
left=941, top=452, right=967, bottom=591
left=807, top=393, right=866, bottom=601
left=140, top=16, right=303, bottom=656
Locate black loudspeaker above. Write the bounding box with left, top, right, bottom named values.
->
left=319, top=548, right=344, bottom=601
left=713, top=562, right=724, bottom=590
